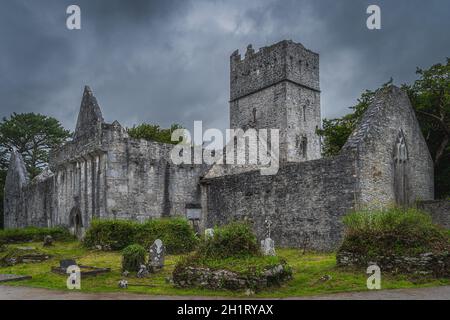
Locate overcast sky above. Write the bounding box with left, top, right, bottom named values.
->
left=0, top=0, right=449, bottom=134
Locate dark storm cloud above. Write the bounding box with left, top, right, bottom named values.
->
left=0, top=0, right=449, bottom=134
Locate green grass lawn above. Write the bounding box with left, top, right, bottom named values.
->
left=1, top=241, right=449, bottom=298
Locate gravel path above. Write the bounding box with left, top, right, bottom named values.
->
left=1, top=285, right=449, bottom=300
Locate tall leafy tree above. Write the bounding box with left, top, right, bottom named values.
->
left=405, top=58, right=450, bottom=198
left=405, top=59, right=450, bottom=167
left=0, top=112, right=71, bottom=177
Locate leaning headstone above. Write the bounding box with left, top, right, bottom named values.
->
left=204, top=228, right=214, bottom=239
left=137, top=264, right=149, bottom=278
left=43, top=235, right=53, bottom=247
left=148, top=239, right=165, bottom=269
left=260, top=238, right=276, bottom=256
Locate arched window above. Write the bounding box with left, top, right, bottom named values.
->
left=69, top=207, right=83, bottom=239
left=393, top=130, right=408, bottom=206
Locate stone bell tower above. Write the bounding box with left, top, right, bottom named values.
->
left=229, top=40, right=321, bottom=162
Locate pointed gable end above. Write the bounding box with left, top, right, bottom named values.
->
left=73, top=86, right=104, bottom=140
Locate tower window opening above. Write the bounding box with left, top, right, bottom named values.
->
left=301, top=136, right=308, bottom=159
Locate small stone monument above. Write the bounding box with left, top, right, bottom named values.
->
left=60, top=259, right=77, bottom=271
left=204, top=228, right=214, bottom=239
left=261, top=237, right=276, bottom=256
left=118, top=279, right=128, bottom=289
left=148, top=239, right=165, bottom=270
left=137, top=264, right=149, bottom=278
left=261, top=219, right=276, bottom=256
left=43, top=235, right=53, bottom=247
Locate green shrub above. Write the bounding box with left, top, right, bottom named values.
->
left=127, top=123, right=183, bottom=144
left=0, top=226, right=73, bottom=243
left=83, top=219, right=137, bottom=250
left=197, top=221, right=260, bottom=259
left=134, top=217, right=198, bottom=254
left=83, top=217, right=198, bottom=253
left=121, top=244, right=146, bottom=272
left=340, top=207, right=450, bottom=257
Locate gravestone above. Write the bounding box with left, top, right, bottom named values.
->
left=260, top=238, right=276, bottom=256
left=137, top=264, right=149, bottom=278
left=205, top=228, right=214, bottom=239
left=43, top=235, right=53, bottom=247
left=118, top=279, right=128, bottom=289
left=148, top=239, right=165, bottom=269
left=60, top=259, right=77, bottom=270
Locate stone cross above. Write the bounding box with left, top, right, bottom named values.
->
left=261, top=237, right=276, bottom=256
left=148, top=239, right=165, bottom=269
left=264, top=219, right=272, bottom=238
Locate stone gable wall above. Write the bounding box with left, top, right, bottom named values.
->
left=343, top=86, right=434, bottom=207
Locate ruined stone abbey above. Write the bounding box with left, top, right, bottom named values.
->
left=4, top=40, right=438, bottom=250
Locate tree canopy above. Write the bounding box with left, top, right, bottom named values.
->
left=0, top=113, right=71, bottom=177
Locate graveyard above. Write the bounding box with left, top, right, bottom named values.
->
left=1, top=213, right=449, bottom=298
left=1, top=241, right=450, bottom=297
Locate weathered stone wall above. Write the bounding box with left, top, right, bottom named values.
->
left=285, top=81, right=321, bottom=162
left=203, top=154, right=358, bottom=251
left=21, top=176, right=54, bottom=228
left=337, top=251, right=450, bottom=277
left=418, top=200, right=450, bottom=228
left=101, top=123, right=208, bottom=221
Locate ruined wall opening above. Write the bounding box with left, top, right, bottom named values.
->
left=301, top=136, right=308, bottom=159
left=393, top=130, right=409, bottom=207
left=69, top=207, right=83, bottom=239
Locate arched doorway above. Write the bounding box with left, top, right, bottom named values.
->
left=393, top=130, right=409, bottom=207
left=69, top=207, right=83, bottom=239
